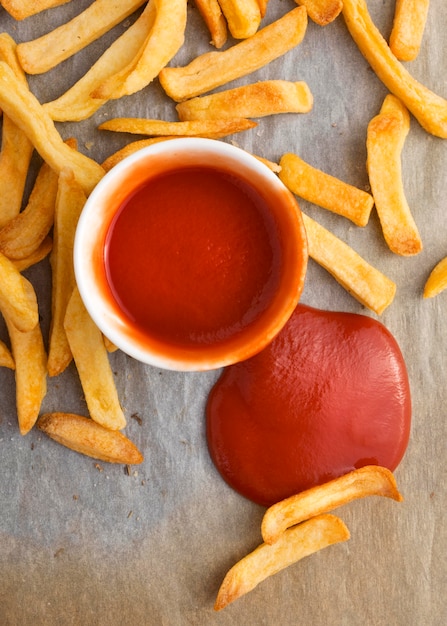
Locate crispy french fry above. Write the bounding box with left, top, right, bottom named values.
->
left=101, top=137, right=179, bottom=171
left=159, top=7, right=308, bottom=102
left=176, top=81, right=313, bottom=120
left=0, top=62, right=105, bottom=194
left=37, top=413, right=143, bottom=464
left=342, top=0, right=447, bottom=138
left=301, top=213, right=396, bottom=314
left=194, top=0, right=228, bottom=48
left=48, top=169, right=86, bottom=377
left=0, top=251, right=39, bottom=332
left=214, top=514, right=350, bottom=611
left=17, top=0, right=146, bottom=75
left=0, top=339, right=14, bottom=370
left=0, top=0, right=70, bottom=20
left=261, top=466, right=403, bottom=545
left=295, top=0, right=343, bottom=26
left=279, top=153, right=373, bottom=227
left=64, top=287, right=126, bottom=431
left=389, top=0, right=430, bottom=61
left=11, top=236, right=52, bottom=272
left=217, top=0, right=261, bottom=39
left=367, top=94, right=422, bottom=256
left=423, top=256, right=447, bottom=298
left=256, top=0, right=269, bottom=18
left=98, top=117, right=257, bottom=139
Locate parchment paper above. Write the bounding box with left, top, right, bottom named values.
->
left=0, top=1, right=446, bottom=624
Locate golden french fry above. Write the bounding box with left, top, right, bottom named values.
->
left=389, top=0, right=430, bottom=61
left=101, top=137, right=179, bottom=171
left=0, top=62, right=105, bottom=194
left=279, top=153, right=373, bottom=227
left=98, top=117, right=257, bottom=139
left=302, top=212, right=396, bottom=314
left=37, top=413, right=144, bottom=465
left=342, top=0, right=447, bottom=138
left=0, top=32, right=28, bottom=87
left=261, top=466, right=403, bottom=545
left=17, top=0, right=146, bottom=75
left=90, top=0, right=187, bottom=101
left=64, top=287, right=126, bottom=431
left=256, top=0, right=269, bottom=18
left=367, top=94, right=422, bottom=256
left=423, top=256, right=447, bottom=298
left=0, top=251, right=39, bottom=332
left=159, top=6, right=308, bottom=102
left=194, top=0, right=228, bottom=48
left=0, top=0, right=70, bottom=20
left=214, top=514, right=350, bottom=611
left=217, top=0, right=261, bottom=39
left=0, top=339, right=14, bottom=370
left=11, top=236, right=52, bottom=272
left=295, top=0, right=343, bottom=26
left=176, top=81, right=313, bottom=120
left=48, top=169, right=86, bottom=377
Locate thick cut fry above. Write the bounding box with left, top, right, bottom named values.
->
left=301, top=213, right=396, bottom=314
left=98, top=117, right=257, bottom=139
left=261, top=466, right=403, bottom=545
left=342, top=0, right=447, bottom=138
left=0, top=0, right=70, bottom=20
left=17, top=0, right=146, bottom=75
left=279, top=153, right=373, bottom=227
left=12, top=237, right=52, bottom=272
left=64, top=287, right=126, bottom=431
left=0, top=339, right=14, bottom=369
left=91, top=0, right=187, bottom=101
left=367, top=95, right=422, bottom=256
left=48, top=169, right=86, bottom=377
left=176, top=81, right=313, bottom=120
left=217, top=0, right=261, bottom=39
left=37, top=413, right=143, bottom=465
left=0, top=252, right=39, bottom=332
left=159, top=7, right=308, bottom=102
left=0, top=62, right=105, bottom=194
left=214, top=514, right=350, bottom=611
left=389, top=0, right=430, bottom=62
left=423, top=256, right=447, bottom=298
left=194, top=0, right=228, bottom=48
left=295, top=0, right=343, bottom=26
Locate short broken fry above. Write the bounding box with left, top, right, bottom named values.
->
left=98, top=117, right=257, bottom=139
left=217, top=0, right=261, bottom=39
left=0, top=251, right=39, bottom=332
left=214, top=514, right=350, bottom=611
left=423, top=255, right=447, bottom=298
left=389, top=0, right=430, bottom=61
left=295, top=0, right=343, bottom=26
left=194, top=0, right=228, bottom=48
left=37, top=413, right=144, bottom=465
left=261, top=466, right=403, bottom=545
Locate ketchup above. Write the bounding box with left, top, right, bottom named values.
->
left=206, top=304, right=411, bottom=507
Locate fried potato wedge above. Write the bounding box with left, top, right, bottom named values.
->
left=261, top=466, right=403, bottom=545
left=0, top=251, right=39, bottom=332
left=37, top=413, right=143, bottom=465
left=301, top=212, right=396, bottom=314
left=176, top=80, right=313, bottom=121
left=17, top=0, right=146, bottom=74
left=423, top=256, right=447, bottom=298
left=0, top=62, right=105, bottom=194
left=217, top=0, right=261, bottom=39
left=279, top=153, right=373, bottom=227
left=159, top=6, right=308, bottom=102
left=98, top=117, right=257, bottom=139
left=389, top=0, right=430, bottom=62
left=342, top=0, right=447, bottom=138
left=64, top=287, right=126, bottom=431
left=0, top=339, right=14, bottom=370
left=295, top=0, right=343, bottom=26
left=214, top=514, right=350, bottom=611
left=12, top=236, right=52, bottom=272
left=367, top=94, right=422, bottom=256
left=194, top=0, right=228, bottom=48
left=0, top=0, right=70, bottom=20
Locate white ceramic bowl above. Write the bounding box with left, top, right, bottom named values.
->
left=74, top=138, right=308, bottom=371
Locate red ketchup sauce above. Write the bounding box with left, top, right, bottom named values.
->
left=104, top=166, right=284, bottom=350
left=206, top=304, right=411, bottom=507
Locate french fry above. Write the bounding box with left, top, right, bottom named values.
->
left=37, top=413, right=144, bottom=465
left=423, top=256, right=447, bottom=298
left=256, top=0, right=269, bottom=18
left=367, top=94, right=422, bottom=256
left=0, top=0, right=70, bottom=20
left=194, top=0, right=228, bottom=48
left=217, top=0, right=261, bottom=39
left=48, top=169, right=86, bottom=377
left=389, top=0, right=430, bottom=62
left=0, top=339, right=14, bottom=370
left=64, top=287, right=126, bottom=431
left=101, top=137, right=179, bottom=171
left=98, top=117, right=257, bottom=139
left=301, top=212, right=396, bottom=315
left=0, top=251, right=39, bottom=332
left=214, top=514, right=350, bottom=610
left=176, top=81, right=313, bottom=120
left=0, top=62, right=105, bottom=194
left=90, top=0, right=187, bottom=101
left=295, top=0, right=343, bottom=26
left=159, top=7, right=308, bottom=102
left=342, top=0, right=447, bottom=138
left=261, top=466, right=403, bottom=545
left=11, top=236, right=52, bottom=273
left=17, top=0, right=147, bottom=75
left=279, top=153, right=373, bottom=227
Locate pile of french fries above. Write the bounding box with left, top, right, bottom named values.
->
left=0, top=0, right=444, bottom=610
